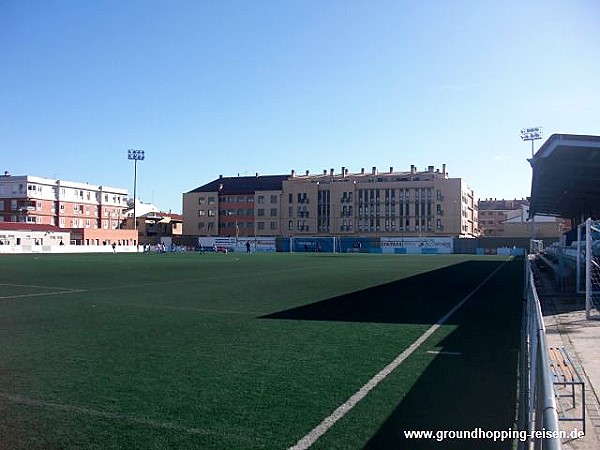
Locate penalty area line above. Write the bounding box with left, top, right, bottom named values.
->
left=287, top=261, right=507, bottom=450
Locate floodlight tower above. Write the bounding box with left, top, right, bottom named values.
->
left=521, top=127, right=542, bottom=241
left=127, top=149, right=145, bottom=231
left=521, top=126, right=543, bottom=158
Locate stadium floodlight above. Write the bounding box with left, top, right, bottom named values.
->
left=521, top=126, right=543, bottom=157
left=127, top=149, right=146, bottom=232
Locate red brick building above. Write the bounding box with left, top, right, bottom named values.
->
left=0, top=173, right=138, bottom=245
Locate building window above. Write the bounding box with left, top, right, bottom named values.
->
left=270, top=221, right=277, bottom=230
left=270, top=195, right=278, bottom=204
left=257, top=222, right=265, bottom=230
left=270, top=208, right=277, bottom=217
left=198, top=197, right=206, bottom=205
left=257, top=195, right=265, bottom=204
left=257, top=209, right=265, bottom=217
left=198, top=210, right=205, bottom=217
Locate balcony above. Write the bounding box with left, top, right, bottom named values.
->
left=11, top=202, right=35, bottom=212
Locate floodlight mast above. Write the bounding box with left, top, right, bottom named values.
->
left=521, top=127, right=542, bottom=242
left=127, top=149, right=145, bottom=233
left=521, top=126, right=543, bottom=158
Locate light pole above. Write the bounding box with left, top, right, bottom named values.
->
left=127, top=149, right=145, bottom=231
left=521, top=126, right=543, bottom=158
left=521, top=127, right=542, bottom=241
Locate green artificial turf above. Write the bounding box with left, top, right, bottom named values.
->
left=0, top=253, right=521, bottom=449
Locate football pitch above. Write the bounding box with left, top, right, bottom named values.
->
left=0, top=253, right=522, bottom=449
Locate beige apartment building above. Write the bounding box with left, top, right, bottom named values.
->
left=478, top=198, right=570, bottom=239
left=183, top=175, right=288, bottom=238
left=183, top=165, right=478, bottom=238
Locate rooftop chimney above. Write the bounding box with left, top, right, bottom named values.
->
left=389, top=166, right=393, bottom=173
left=442, top=163, right=446, bottom=175
left=330, top=168, right=334, bottom=176
left=341, top=167, right=346, bottom=177
left=410, top=165, right=416, bottom=174
left=323, top=169, right=327, bottom=175
left=305, top=170, right=309, bottom=176
left=361, top=168, right=365, bottom=174
left=344, top=168, right=349, bottom=176
left=291, top=169, right=296, bottom=178
left=372, top=166, right=377, bottom=175
left=428, top=165, right=434, bottom=172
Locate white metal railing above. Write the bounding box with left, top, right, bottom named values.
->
left=519, top=257, right=561, bottom=450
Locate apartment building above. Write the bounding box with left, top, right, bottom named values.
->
left=478, top=198, right=570, bottom=238
left=0, top=173, right=138, bottom=245
left=183, top=165, right=478, bottom=238
left=282, top=165, right=477, bottom=237
left=183, top=174, right=288, bottom=237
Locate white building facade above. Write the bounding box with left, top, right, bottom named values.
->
left=0, top=174, right=128, bottom=230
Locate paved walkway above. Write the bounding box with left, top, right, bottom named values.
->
left=536, top=270, right=600, bottom=449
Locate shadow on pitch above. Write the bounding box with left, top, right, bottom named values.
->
left=361, top=258, right=523, bottom=449
left=260, top=260, right=505, bottom=326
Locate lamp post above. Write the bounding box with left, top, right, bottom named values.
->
left=521, top=126, right=543, bottom=158
left=127, top=149, right=145, bottom=231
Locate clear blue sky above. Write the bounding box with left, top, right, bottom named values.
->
left=2, top=0, right=599, bottom=213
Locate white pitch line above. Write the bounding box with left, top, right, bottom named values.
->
left=88, top=265, right=320, bottom=292
left=288, top=261, right=507, bottom=450
left=99, top=301, right=266, bottom=316
left=0, top=392, right=212, bottom=436
left=0, top=283, right=82, bottom=291
left=0, top=289, right=86, bottom=300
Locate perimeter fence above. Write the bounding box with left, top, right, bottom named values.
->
left=519, top=257, right=561, bottom=450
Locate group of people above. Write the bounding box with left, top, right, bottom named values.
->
left=143, top=242, right=168, bottom=253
